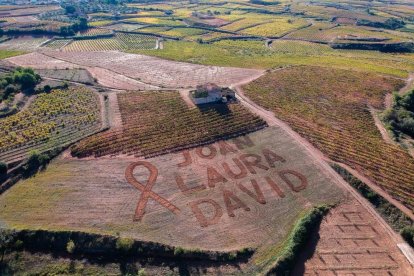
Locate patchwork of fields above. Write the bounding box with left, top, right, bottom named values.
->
left=0, top=0, right=414, bottom=274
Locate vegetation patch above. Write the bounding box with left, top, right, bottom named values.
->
left=382, top=90, right=414, bottom=139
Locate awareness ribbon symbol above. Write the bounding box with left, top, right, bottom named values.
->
left=125, top=161, right=180, bottom=221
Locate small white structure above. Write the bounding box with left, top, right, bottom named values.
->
left=190, top=83, right=236, bottom=105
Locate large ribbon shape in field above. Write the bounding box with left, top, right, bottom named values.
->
left=125, top=161, right=180, bottom=221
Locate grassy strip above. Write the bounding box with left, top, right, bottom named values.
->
left=0, top=50, right=24, bottom=60
left=264, top=205, right=331, bottom=275
left=331, top=164, right=414, bottom=244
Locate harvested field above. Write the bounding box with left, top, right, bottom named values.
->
left=71, top=90, right=266, bottom=158
left=36, top=69, right=95, bottom=85
left=87, top=67, right=158, bottom=90
left=0, top=127, right=346, bottom=255
left=293, top=199, right=413, bottom=275
left=0, top=87, right=102, bottom=164
left=242, top=66, right=414, bottom=212
left=6, top=52, right=80, bottom=69
left=6, top=51, right=263, bottom=89
left=0, top=5, right=60, bottom=17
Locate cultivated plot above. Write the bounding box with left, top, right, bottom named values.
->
left=0, top=127, right=346, bottom=253
left=71, top=91, right=266, bottom=158
left=0, top=87, right=102, bottom=164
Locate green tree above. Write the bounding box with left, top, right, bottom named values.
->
left=65, top=6, right=76, bottom=15
left=0, top=162, right=7, bottom=176
left=66, top=240, right=76, bottom=254
left=0, top=230, right=16, bottom=263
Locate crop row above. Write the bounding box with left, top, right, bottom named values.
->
left=71, top=91, right=267, bottom=158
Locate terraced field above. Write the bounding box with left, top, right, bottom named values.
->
left=243, top=66, right=414, bottom=212
left=71, top=90, right=266, bottom=158
left=0, top=87, right=102, bottom=164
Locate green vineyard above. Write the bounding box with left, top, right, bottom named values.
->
left=0, top=87, right=102, bottom=164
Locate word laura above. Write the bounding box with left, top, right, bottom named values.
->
left=176, top=139, right=308, bottom=227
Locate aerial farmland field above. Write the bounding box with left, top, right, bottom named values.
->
left=0, top=0, right=414, bottom=275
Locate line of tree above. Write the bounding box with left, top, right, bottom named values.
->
left=60, top=18, right=88, bottom=37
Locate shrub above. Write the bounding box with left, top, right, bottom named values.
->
left=0, top=161, right=7, bottom=175
left=138, top=268, right=146, bottom=276
left=382, top=90, right=414, bottom=138
left=66, top=240, right=76, bottom=254
left=4, top=84, right=16, bottom=98
left=115, top=237, right=134, bottom=254
left=43, top=85, right=51, bottom=93
left=401, top=227, right=414, bottom=247
left=173, top=247, right=185, bottom=256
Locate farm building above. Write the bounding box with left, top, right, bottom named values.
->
left=190, top=83, right=236, bottom=105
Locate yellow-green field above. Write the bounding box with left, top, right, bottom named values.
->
left=132, top=40, right=414, bottom=77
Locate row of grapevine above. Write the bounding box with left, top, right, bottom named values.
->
left=71, top=91, right=266, bottom=158
left=0, top=87, right=102, bottom=163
